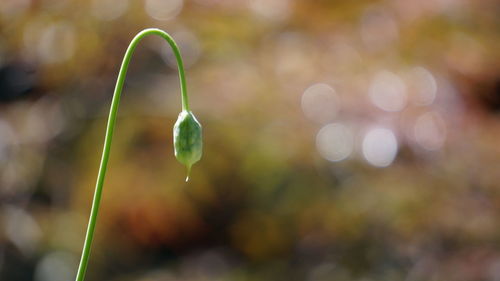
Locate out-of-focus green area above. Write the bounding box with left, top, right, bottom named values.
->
left=0, top=0, right=499, bottom=280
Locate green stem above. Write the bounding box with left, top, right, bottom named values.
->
left=75, top=28, right=190, bottom=281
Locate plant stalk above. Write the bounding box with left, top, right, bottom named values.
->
left=75, top=28, right=190, bottom=281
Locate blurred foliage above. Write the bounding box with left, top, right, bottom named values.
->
left=0, top=0, right=499, bottom=280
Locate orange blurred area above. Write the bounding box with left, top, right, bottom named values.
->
left=0, top=0, right=499, bottom=280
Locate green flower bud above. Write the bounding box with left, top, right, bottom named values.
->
left=173, top=110, right=202, bottom=181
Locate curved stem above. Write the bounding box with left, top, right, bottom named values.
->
left=75, top=28, right=190, bottom=281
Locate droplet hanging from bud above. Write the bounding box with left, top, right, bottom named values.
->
left=173, top=110, right=202, bottom=181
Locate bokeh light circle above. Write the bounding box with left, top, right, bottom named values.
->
left=37, top=22, right=76, bottom=64
left=145, top=0, right=183, bottom=20
left=316, top=123, right=354, bottom=162
left=407, top=66, right=437, bottom=106
left=414, top=111, right=446, bottom=151
left=301, top=83, right=340, bottom=124
left=362, top=127, right=398, bottom=167
left=34, top=252, right=78, bottom=281
left=248, top=0, right=291, bottom=22
left=369, top=70, right=407, bottom=112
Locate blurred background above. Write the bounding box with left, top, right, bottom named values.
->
left=0, top=0, right=499, bottom=280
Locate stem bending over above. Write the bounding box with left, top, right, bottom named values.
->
left=75, top=28, right=202, bottom=281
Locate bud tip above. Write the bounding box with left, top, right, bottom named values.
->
left=185, top=165, right=192, bottom=182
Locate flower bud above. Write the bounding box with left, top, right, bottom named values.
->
left=173, top=110, right=202, bottom=181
